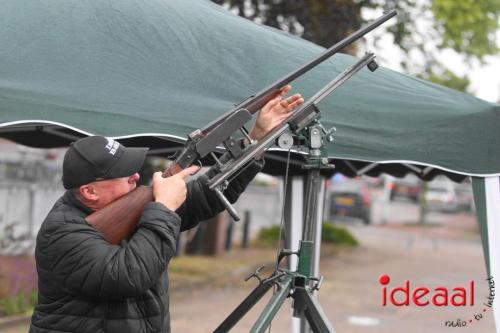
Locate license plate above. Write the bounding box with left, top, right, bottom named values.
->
left=336, top=197, right=354, bottom=206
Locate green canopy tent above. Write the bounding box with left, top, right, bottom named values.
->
left=0, top=0, right=499, bottom=329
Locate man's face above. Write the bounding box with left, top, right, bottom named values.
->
left=91, top=173, right=140, bottom=208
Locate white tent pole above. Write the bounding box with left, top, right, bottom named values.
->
left=284, top=177, right=304, bottom=333
left=313, top=178, right=326, bottom=278
left=472, top=176, right=500, bottom=333
left=485, top=177, right=500, bottom=331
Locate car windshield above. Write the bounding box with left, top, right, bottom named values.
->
left=428, top=187, right=448, bottom=193
left=393, top=174, right=419, bottom=185
left=331, top=181, right=362, bottom=193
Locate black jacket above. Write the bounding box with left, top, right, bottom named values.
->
left=30, top=161, right=263, bottom=333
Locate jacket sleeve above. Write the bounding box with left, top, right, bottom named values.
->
left=176, top=158, right=264, bottom=231
left=40, top=202, right=180, bottom=300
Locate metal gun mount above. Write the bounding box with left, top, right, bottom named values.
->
left=209, top=52, right=379, bottom=221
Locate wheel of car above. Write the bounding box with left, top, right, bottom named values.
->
left=362, top=212, right=370, bottom=225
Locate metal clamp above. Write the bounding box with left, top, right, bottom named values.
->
left=310, top=275, right=324, bottom=291
left=277, top=249, right=299, bottom=266
left=245, top=265, right=266, bottom=283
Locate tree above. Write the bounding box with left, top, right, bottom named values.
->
left=212, top=0, right=499, bottom=94
left=212, top=0, right=364, bottom=53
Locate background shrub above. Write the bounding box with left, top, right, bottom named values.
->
left=321, top=223, right=358, bottom=246
left=0, top=255, right=38, bottom=316
left=256, top=223, right=358, bottom=247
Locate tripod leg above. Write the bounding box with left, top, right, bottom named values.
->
left=250, top=276, right=293, bottom=333
left=294, top=289, right=336, bottom=333
left=213, top=280, right=274, bottom=333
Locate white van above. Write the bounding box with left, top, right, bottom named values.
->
left=425, top=180, right=458, bottom=212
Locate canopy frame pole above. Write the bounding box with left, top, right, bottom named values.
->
left=472, top=176, right=500, bottom=332
left=422, top=166, right=434, bottom=176
left=342, top=160, right=358, bottom=175
left=42, top=127, right=83, bottom=141
left=403, top=163, right=422, bottom=174
left=356, top=162, right=378, bottom=176
left=0, top=124, right=83, bottom=141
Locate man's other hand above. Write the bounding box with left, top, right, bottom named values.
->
left=249, top=85, right=304, bottom=141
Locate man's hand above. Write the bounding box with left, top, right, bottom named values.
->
left=249, top=85, right=304, bottom=141
left=153, top=165, right=200, bottom=211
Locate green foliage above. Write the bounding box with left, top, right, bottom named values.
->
left=321, top=223, right=358, bottom=246
left=212, top=0, right=363, bottom=53
left=256, top=225, right=281, bottom=247
left=0, top=290, right=37, bottom=316
left=251, top=178, right=273, bottom=187
left=212, top=0, right=499, bottom=94
left=256, top=223, right=358, bottom=247
left=419, top=68, right=471, bottom=93
left=431, top=0, right=499, bottom=60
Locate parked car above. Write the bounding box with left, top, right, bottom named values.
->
left=328, top=179, right=371, bottom=224
left=425, top=180, right=459, bottom=212
left=389, top=174, right=420, bottom=202
left=454, top=182, right=475, bottom=212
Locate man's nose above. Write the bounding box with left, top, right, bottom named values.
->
left=129, top=173, right=140, bottom=183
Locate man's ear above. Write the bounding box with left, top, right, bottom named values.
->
left=79, top=184, right=99, bottom=202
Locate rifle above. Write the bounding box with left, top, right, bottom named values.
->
left=85, top=10, right=397, bottom=245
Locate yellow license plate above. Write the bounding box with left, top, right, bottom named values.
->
left=336, top=197, right=354, bottom=206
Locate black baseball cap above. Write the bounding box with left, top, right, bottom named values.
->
left=62, top=136, right=148, bottom=189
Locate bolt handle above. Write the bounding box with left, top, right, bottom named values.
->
left=213, top=187, right=240, bottom=221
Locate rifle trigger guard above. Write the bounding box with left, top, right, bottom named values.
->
left=190, top=160, right=203, bottom=174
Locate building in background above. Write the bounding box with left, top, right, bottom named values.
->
left=0, top=140, right=66, bottom=255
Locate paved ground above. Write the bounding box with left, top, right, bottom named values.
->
left=169, top=212, right=494, bottom=333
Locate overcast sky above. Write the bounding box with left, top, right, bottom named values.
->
left=370, top=37, right=499, bottom=104
left=362, top=7, right=499, bottom=104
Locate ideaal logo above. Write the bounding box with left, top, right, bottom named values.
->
left=378, top=274, right=495, bottom=328
left=379, top=274, right=474, bottom=306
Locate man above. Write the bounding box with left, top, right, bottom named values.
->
left=29, top=86, right=303, bottom=333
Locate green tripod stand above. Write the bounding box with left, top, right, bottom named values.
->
left=214, top=123, right=336, bottom=333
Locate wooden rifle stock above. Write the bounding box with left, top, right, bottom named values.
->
left=85, top=162, right=183, bottom=245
